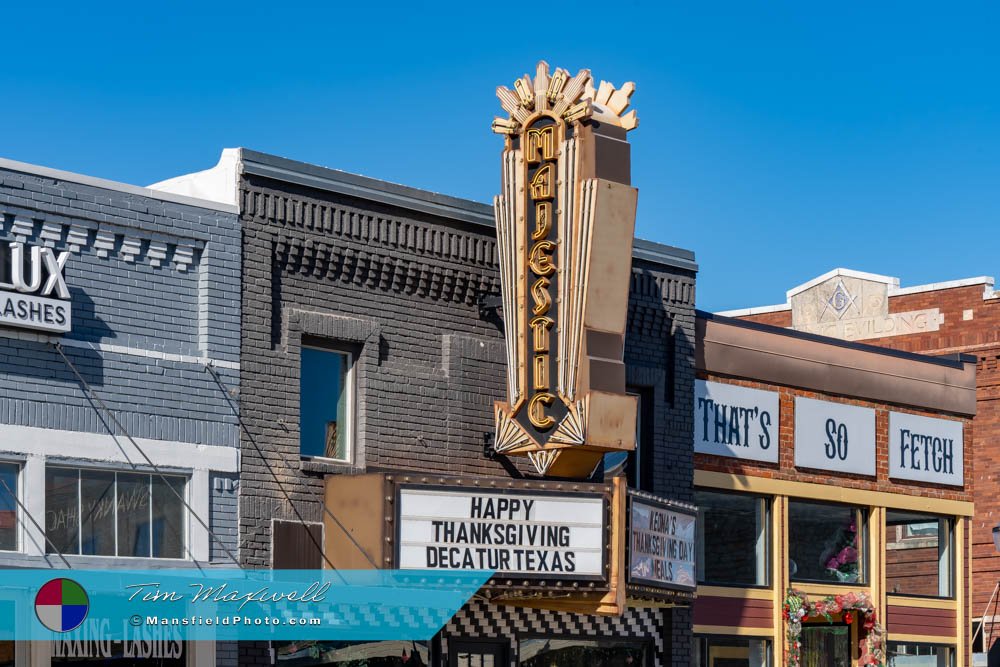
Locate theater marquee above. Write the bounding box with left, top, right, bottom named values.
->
left=397, top=487, right=606, bottom=578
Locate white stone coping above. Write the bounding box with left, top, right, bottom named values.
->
left=0, top=423, right=238, bottom=473
left=0, top=156, right=239, bottom=214
left=717, top=269, right=998, bottom=316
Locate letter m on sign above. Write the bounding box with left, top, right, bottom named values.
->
left=525, top=125, right=556, bottom=164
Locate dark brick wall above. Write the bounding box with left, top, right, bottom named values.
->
left=238, top=172, right=696, bottom=665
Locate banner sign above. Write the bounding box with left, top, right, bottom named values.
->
left=0, top=569, right=490, bottom=641
left=627, top=494, right=696, bottom=592
left=889, top=412, right=964, bottom=486
left=396, top=487, right=606, bottom=579
left=694, top=380, right=779, bottom=463
left=794, top=397, right=876, bottom=476
left=0, top=241, right=72, bottom=333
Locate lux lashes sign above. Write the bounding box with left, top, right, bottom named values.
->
left=794, top=397, right=876, bottom=476
left=397, top=488, right=605, bottom=577
left=889, top=412, right=964, bottom=486
left=694, top=380, right=778, bottom=463
left=0, top=241, right=72, bottom=333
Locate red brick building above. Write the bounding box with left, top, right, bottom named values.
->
left=720, top=268, right=1000, bottom=661
left=692, top=310, right=976, bottom=665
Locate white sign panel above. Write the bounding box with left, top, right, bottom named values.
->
left=0, top=242, right=72, bottom=333
left=889, top=412, right=964, bottom=486
left=628, top=498, right=696, bottom=591
left=397, top=488, right=605, bottom=577
left=0, top=292, right=71, bottom=333
left=794, top=397, right=876, bottom=476
left=694, top=380, right=779, bottom=463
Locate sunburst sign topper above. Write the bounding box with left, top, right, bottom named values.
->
left=492, top=61, right=640, bottom=478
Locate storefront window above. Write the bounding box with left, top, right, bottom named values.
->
left=80, top=469, right=115, bottom=556
left=274, top=640, right=429, bottom=665
left=151, top=476, right=185, bottom=559
left=886, top=641, right=954, bottom=666
left=45, top=467, right=186, bottom=558
left=519, top=638, right=647, bottom=666
left=693, top=635, right=771, bottom=667
left=885, top=510, right=953, bottom=598
left=695, top=489, right=769, bottom=586
left=300, top=345, right=353, bottom=461
left=788, top=500, right=866, bottom=584
left=0, top=462, right=18, bottom=551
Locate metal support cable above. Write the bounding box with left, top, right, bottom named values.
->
left=0, top=477, right=72, bottom=569
left=974, top=580, right=1000, bottom=649
left=201, top=361, right=348, bottom=574
left=53, top=342, right=242, bottom=568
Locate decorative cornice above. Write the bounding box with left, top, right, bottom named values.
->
left=244, top=184, right=499, bottom=271
left=240, top=149, right=494, bottom=228
left=0, top=212, right=202, bottom=272
left=236, top=150, right=696, bottom=274
left=274, top=236, right=499, bottom=306
left=630, top=269, right=696, bottom=306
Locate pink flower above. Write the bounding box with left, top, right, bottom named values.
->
left=827, top=557, right=840, bottom=569
left=841, top=547, right=858, bottom=564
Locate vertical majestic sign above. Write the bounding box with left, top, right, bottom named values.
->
left=492, top=62, right=640, bottom=477
left=521, top=116, right=568, bottom=436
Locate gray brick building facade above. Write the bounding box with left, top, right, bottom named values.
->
left=178, top=148, right=695, bottom=666
left=0, top=157, right=241, bottom=666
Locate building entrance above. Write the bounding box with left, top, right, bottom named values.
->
left=800, top=625, right=851, bottom=666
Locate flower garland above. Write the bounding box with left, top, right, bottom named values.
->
left=783, top=589, right=885, bottom=667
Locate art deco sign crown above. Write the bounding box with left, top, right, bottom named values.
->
left=492, top=61, right=640, bottom=478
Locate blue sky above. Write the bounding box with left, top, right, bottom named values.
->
left=1, top=2, right=996, bottom=311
